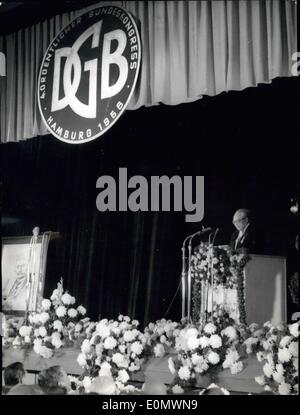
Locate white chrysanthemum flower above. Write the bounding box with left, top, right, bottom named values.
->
left=70, top=296, right=76, bottom=305
left=199, top=336, right=210, bottom=349
left=37, top=312, right=48, bottom=325
left=191, top=353, right=202, bottom=365
left=132, top=320, right=139, bottom=326
left=19, top=325, right=32, bottom=337
left=56, top=305, right=67, bottom=318
left=77, top=305, right=86, bottom=315
left=82, top=376, right=92, bottom=392
left=52, top=337, right=63, bottom=349
left=278, top=382, right=291, bottom=395
left=53, top=320, right=63, bottom=332
left=275, top=363, right=284, bottom=375
left=112, top=353, right=125, bottom=366
left=104, top=336, right=118, bottom=350
left=168, top=357, right=176, bottom=374
left=263, top=362, right=274, bottom=378
left=81, top=339, right=91, bottom=354
left=38, top=326, right=47, bottom=337
left=112, top=327, right=121, bottom=337
left=61, top=293, right=72, bottom=305
left=154, top=343, right=165, bottom=357
left=41, top=299, right=51, bottom=311
left=289, top=322, right=299, bottom=338
left=172, top=385, right=184, bottom=394
left=50, top=289, right=59, bottom=301
left=123, top=330, right=136, bottom=342
left=186, top=328, right=199, bottom=337
left=178, top=366, right=191, bottom=380
left=207, top=351, right=220, bottom=365
left=75, top=323, right=83, bottom=332
left=119, top=345, right=126, bottom=354
left=118, top=315, right=124, bottom=321
left=288, top=341, right=298, bottom=357
left=209, top=334, right=222, bottom=349
left=96, top=323, right=110, bottom=339
left=264, top=385, right=272, bottom=392
left=256, top=351, right=265, bottom=362
left=52, top=331, right=60, bottom=340
left=24, top=335, right=31, bottom=343
left=128, top=363, right=139, bottom=372
left=77, top=353, right=87, bottom=367
left=221, top=326, right=237, bottom=341
left=99, top=362, right=112, bottom=377
left=280, top=335, right=292, bottom=348
left=124, top=316, right=131, bottom=323
left=223, top=349, right=240, bottom=369
left=278, top=347, right=292, bottom=363
left=68, top=308, right=78, bottom=318
left=34, top=314, right=43, bottom=326
left=39, top=346, right=53, bottom=359
left=160, top=335, right=167, bottom=344
left=273, top=371, right=284, bottom=384
left=230, top=361, right=243, bottom=375
left=255, top=375, right=266, bottom=386
left=117, top=369, right=129, bottom=384
left=131, top=341, right=143, bottom=356
left=204, top=323, right=217, bottom=335
left=187, top=336, right=200, bottom=350
left=148, top=322, right=155, bottom=331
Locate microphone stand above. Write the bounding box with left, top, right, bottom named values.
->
left=181, top=227, right=212, bottom=321
left=206, top=229, right=219, bottom=323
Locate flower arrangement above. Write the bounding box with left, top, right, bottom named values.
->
left=143, top=319, right=182, bottom=358
left=244, top=321, right=299, bottom=395
left=168, top=306, right=245, bottom=391
left=191, top=243, right=250, bottom=323
left=76, top=314, right=146, bottom=386
left=9, top=280, right=88, bottom=358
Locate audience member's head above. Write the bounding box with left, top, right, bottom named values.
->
left=142, top=380, right=167, bottom=395
left=7, top=384, right=45, bottom=395
left=199, top=383, right=230, bottom=395
left=38, top=365, right=71, bottom=395
left=4, top=362, right=25, bottom=387
left=88, top=376, right=116, bottom=395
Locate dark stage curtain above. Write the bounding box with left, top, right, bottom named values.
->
left=0, top=0, right=297, bottom=142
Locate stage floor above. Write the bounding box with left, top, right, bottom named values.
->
left=2, top=347, right=264, bottom=394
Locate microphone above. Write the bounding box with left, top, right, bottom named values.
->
left=32, top=227, right=40, bottom=237
left=182, top=227, right=213, bottom=247
left=211, top=228, right=219, bottom=245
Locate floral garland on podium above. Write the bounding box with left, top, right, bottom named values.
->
left=190, top=243, right=251, bottom=324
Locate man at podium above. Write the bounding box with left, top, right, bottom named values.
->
left=230, top=208, right=260, bottom=254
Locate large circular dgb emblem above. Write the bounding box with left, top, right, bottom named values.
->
left=38, top=5, right=141, bottom=144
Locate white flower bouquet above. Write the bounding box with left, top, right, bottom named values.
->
left=245, top=321, right=299, bottom=395
left=143, top=318, right=182, bottom=358
left=168, top=306, right=244, bottom=390
left=76, top=314, right=146, bottom=388
left=13, top=280, right=89, bottom=358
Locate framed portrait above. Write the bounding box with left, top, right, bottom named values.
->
left=1, top=234, right=51, bottom=314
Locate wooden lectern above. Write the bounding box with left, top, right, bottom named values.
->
left=245, top=254, right=287, bottom=325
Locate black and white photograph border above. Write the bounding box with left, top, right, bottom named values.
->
left=1, top=0, right=299, bottom=400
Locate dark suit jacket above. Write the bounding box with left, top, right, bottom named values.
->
left=230, top=225, right=260, bottom=253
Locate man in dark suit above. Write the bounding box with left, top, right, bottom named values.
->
left=230, top=209, right=258, bottom=253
